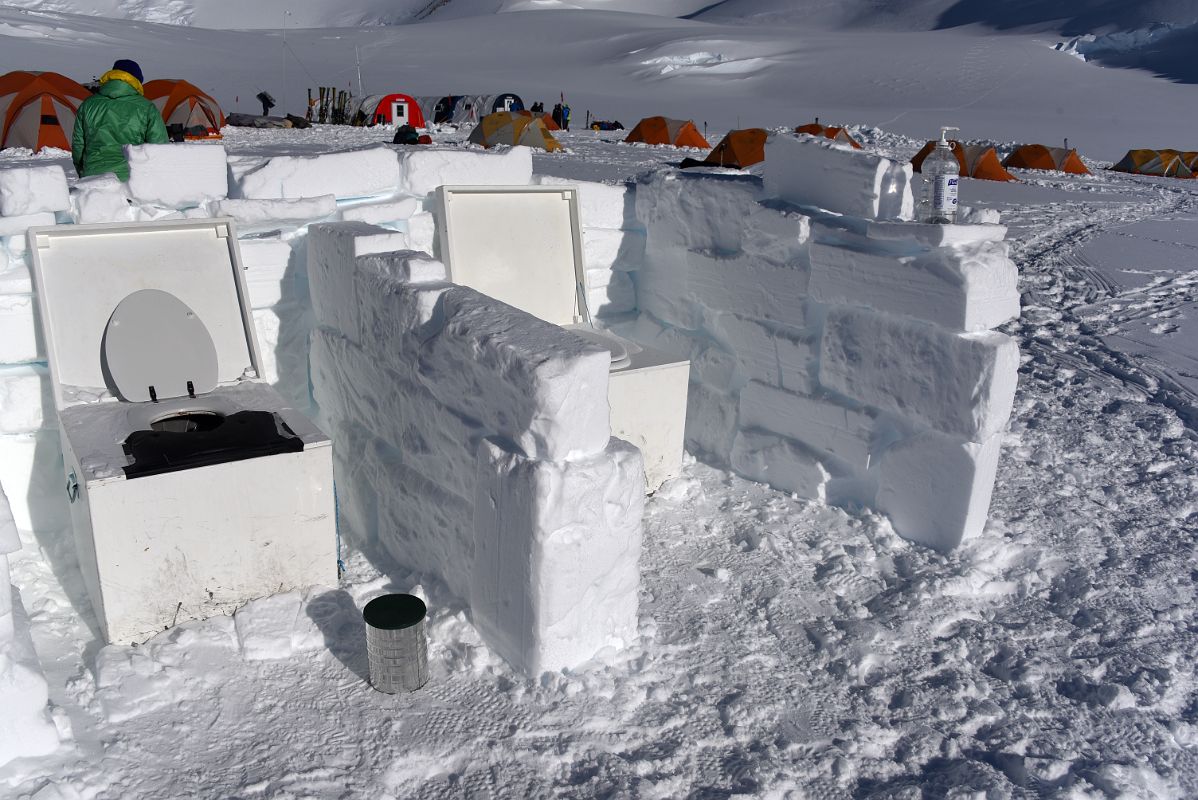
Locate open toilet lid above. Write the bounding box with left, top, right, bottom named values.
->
left=103, top=289, right=220, bottom=403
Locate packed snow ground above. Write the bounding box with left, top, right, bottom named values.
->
left=0, top=126, right=1196, bottom=798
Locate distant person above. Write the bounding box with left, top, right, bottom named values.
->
left=551, top=103, right=563, bottom=128
left=71, top=59, right=168, bottom=181
left=561, top=103, right=571, bottom=131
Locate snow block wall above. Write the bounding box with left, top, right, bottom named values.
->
left=307, top=222, right=644, bottom=674
left=0, top=484, right=60, bottom=767
left=626, top=135, right=1021, bottom=550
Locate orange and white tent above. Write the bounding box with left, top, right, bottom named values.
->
left=911, top=140, right=1017, bottom=182
left=624, top=116, right=709, bottom=149
left=143, top=79, right=224, bottom=138
left=468, top=111, right=562, bottom=152
left=0, top=70, right=90, bottom=152
left=1110, top=149, right=1194, bottom=178
left=794, top=122, right=862, bottom=149
left=1002, top=144, right=1090, bottom=175
left=702, top=128, right=768, bottom=169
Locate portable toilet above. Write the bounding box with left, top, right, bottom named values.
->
left=28, top=218, right=337, bottom=645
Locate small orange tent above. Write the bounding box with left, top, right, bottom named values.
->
left=0, top=71, right=90, bottom=152
left=468, top=111, right=562, bottom=152
left=515, top=109, right=560, bottom=130
left=700, top=128, right=768, bottom=169
left=1110, top=149, right=1193, bottom=178
left=624, top=116, right=709, bottom=149
left=795, top=122, right=862, bottom=149
left=911, top=140, right=1017, bottom=182
left=1002, top=144, right=1090, bottom=175
left=143, top=79, right=224, bottom=138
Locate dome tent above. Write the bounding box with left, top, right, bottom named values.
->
left=624, top=116, right=709, bottom=149
left=795, top=122, right=862, bottom=149
left=143, top=79, right=224, bottom=139
left=911, top=139, right=1017, bottom=182
left=355, top=93, right=425, bottom=128
left=1002, top=144, right=1090, bottom=175
left=515, top=109, right=560, bottom=130
left=0, top=70, right=90, bottom=152
left=702, top=128, right=768, bottom=169
left=1110, top=149, right=1193, bottom=178
left=468, top=111, right=562, bottom=152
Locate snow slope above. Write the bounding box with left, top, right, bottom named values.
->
left=2, top=7, right=1197, bottom=160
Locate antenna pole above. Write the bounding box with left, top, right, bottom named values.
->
left=356, top=45, right=364, bottom=97
left=281, top=10, right=290, bottom=114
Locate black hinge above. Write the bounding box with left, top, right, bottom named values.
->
left=148, top=385, right=158, bottom=402
left=187, top=380, right=196, bottom=399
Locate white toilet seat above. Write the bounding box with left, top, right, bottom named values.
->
left=103, top=289, right=219, bottom=403
left=566, top=326, right=640, bottom=371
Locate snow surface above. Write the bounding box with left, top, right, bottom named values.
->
left=0, top=0, right=1197, bottom=796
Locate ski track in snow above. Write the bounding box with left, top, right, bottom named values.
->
left=1, top=129, right=1198, bottom=798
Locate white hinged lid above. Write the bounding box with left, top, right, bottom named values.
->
left=28, top=218, right=262, bottom=409
left=436, top=185, right=589, bottom=327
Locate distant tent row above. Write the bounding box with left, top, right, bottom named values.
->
left=679, top=123, right=861, bottom=171
left=1, top=71, right=223, bottom=152
left=912, top=140, right=1018, bottom=182
left=416, top=94, right=524, bottom=126
left=1110, top=149, right=1195, bottom=178
left=469, top=111, right=561, bottom=152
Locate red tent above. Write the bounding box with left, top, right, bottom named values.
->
left=358, top=93, right=426, bottom=128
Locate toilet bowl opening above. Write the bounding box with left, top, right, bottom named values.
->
left=149, top=411, right=225, bottom=434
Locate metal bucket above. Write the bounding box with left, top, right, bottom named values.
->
left=363, top=593, right=429, bottom=693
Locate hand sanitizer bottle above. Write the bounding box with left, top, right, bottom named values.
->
left=922, top=126, right=960, bottom=224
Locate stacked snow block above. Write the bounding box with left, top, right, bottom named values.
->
left=764, top=133, right=915, bottom=221
left=307, top=222, right=644, bottom=674
left=0, top=483, right=61, bottom=767
left=629, top=135, right=1020, bottom=550
left=233, top=146, right=402, bottom=201
left=627, top=169, right=814, bottom=475
left=396, top=146, right=532, bottom=198
left=0, top=165, right=72, bottom=535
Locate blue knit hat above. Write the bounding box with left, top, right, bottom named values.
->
left=112, top=59, right=143, bottom=83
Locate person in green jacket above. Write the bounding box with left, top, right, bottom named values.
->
left=71, top=59, right=169, bottom=181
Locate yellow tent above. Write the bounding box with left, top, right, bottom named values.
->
left=468, top=111, right=562, bottom=152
